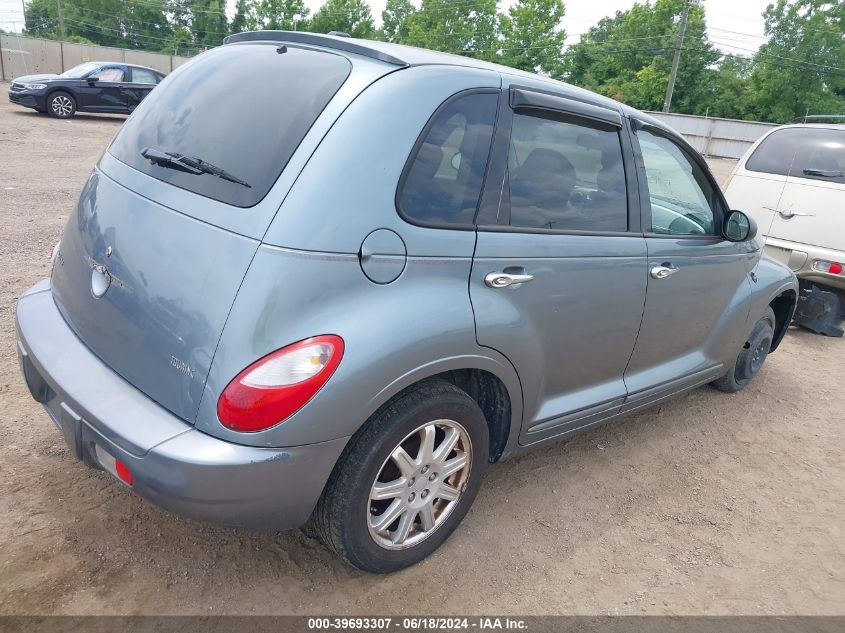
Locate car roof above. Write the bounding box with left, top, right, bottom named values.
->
left=88, top=61, right=164, bottom=74
left=770, top=123, right=845, bottom=132
left=225, top=31, right=652, bottom=121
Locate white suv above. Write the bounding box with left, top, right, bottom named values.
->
left=726, top=124, right=845, bottom=336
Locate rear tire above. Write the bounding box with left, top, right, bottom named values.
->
left=312, top=379, right=488, bottom=573
left=712, top=307, right=776, bottom=393
left=47, top=91, right=76, bottom=119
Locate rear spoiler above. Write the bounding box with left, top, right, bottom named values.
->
left=224, top=31, right=409, bottom=67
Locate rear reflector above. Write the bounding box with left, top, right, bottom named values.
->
left=94, top=444, right=134, bottom=486
left=217, top=335, right=344, bottom=433
left=115, top=459, right=133, bottom=485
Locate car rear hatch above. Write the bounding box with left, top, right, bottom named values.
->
left=49, top=41, right=389, bottom=423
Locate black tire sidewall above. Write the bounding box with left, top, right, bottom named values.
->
left=728, top=310, right=776, bottom=390
left=326, top=381, right=489, bottom=573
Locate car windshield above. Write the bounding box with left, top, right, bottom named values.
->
left=60, top=62, right=100, bottom=78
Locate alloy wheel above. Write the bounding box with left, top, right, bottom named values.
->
left=51, top=95, right=73, bottom=117
left=367, top=419, right=472, bottom=550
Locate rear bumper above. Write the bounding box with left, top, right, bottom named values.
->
left=16, top=280, right=348, bottom=530
left=763, top=237, right=845, bottom=292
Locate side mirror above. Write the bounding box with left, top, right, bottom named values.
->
left=86, top=76, right=100, bottom=84
left=723, top=210, right=757, bottom=242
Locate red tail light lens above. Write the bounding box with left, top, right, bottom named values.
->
left=812, top=260, right=844, bottom=275
left=114, top=459, right=133, bottom=485
left=217, top=335, right=344, bottom=432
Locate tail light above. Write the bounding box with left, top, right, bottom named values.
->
left=217, top=335, right=344, bottom=432
left=812, top=260, right=843, bottom=275
left=115, top=459, right=134, bottom=485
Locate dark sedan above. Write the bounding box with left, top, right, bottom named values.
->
left=9, top=61, right=165, bottom=119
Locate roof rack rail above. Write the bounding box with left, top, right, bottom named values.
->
left=790, top=114, right=845, bottom=124
left=223, top=31, right=408, bottom=67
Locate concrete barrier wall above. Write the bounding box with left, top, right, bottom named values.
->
left=0, top=34, right=191, bottom=80
left=646, top=111, right=778, bottom=159
left=124, top=50, right=173, bottom=74
left=0, top=33, right=63, bottom=78
left=61, top=41, right=124, bottom=67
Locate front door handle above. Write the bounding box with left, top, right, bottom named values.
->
left=650, top=265, right=678, bottom=280
left=484, top=272, right=534, bottom=288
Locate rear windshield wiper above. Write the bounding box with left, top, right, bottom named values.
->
left=141, top=147, right=251, bottom=188
left=803, top=167, right=844, bottom=179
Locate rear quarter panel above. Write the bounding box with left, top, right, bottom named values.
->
left=195, top=245, right=523, bottom=448
left=194, top=65, right=524, bottom=449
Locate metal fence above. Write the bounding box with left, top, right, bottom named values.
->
left=645, top=111, right=778, bottom=160
left=0, top=33, right=192, bottom=81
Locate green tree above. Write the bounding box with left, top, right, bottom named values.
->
left=24, top=0, right=175, bottom=52
left=255, top=0, right=310, bottom=31
left=498, top=0, right=566, bottom=76
left=708, top=56, right=754, bottom=120
left=750, top=0, right=845, bottom=123
left=405, top=0, right=498, bottom=60
left=23, top=0, right=58, bottom=38
left=230, top=0, right=257, bottom=34
left=310, top=0, right=375, bottom=38
left=380, top=0, right=415, bottom=43
left=191, top=0, right=228, bottom=47
left=563, top=0, right=720, bottom=113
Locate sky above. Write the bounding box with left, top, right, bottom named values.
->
left=0, top=0, right=773, bottom=56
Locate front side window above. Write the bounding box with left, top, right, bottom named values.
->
left=746, top=127, right=845, bottom=185
left=398, top=92, right=498, bottom=226
left=131, top=68, right=159, bottom=85
left=638, top=129, right=718, bottom=235
left=506, top=112, right=628, bottom=232
left=95, top=68, right=125, bottom=82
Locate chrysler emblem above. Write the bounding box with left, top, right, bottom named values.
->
left=91, top=264, right=111, bottom=298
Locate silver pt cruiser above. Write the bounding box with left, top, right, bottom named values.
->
left=16, top=31, right=798, bottom=572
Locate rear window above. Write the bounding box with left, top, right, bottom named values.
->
left=746, top=127, right=845, bottom=185
left=109, top=44, right=351, bottom=207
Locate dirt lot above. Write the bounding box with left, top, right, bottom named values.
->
left=0, top=82, right=843, bottom=616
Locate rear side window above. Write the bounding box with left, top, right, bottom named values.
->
left=130, top=68, right=159, bottom=84
left=398, top=92, right=498, bottom=226
left=746, top=127, right=845, bottom=184
left=109, top=44, right=351, bottom=207
left=506, top=112, right=627, bottom=232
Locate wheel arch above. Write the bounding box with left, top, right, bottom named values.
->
left=769, top=288, right=797, bottom=352
left=363, top=354, right=523, bottom=463
left=750, top=257, right=799, bottom=353
left=46, top=87, right=76, bottom=104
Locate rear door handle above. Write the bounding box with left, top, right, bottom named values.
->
left=484, top=272, right=534, bottom=288
left=778, top=209, right=813, bottom=219
left=650, top=265, right=678, bottom=280
left=763, top=206, right=814, bottom=219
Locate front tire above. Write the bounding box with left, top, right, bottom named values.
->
left=47, top=91, right=76, bottom=119
left=312, top=379, right=489, bottom=573
left=712, top=307, right=776, bottom=393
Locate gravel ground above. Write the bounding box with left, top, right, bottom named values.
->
left=0, top=83, right=843, bottom=616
